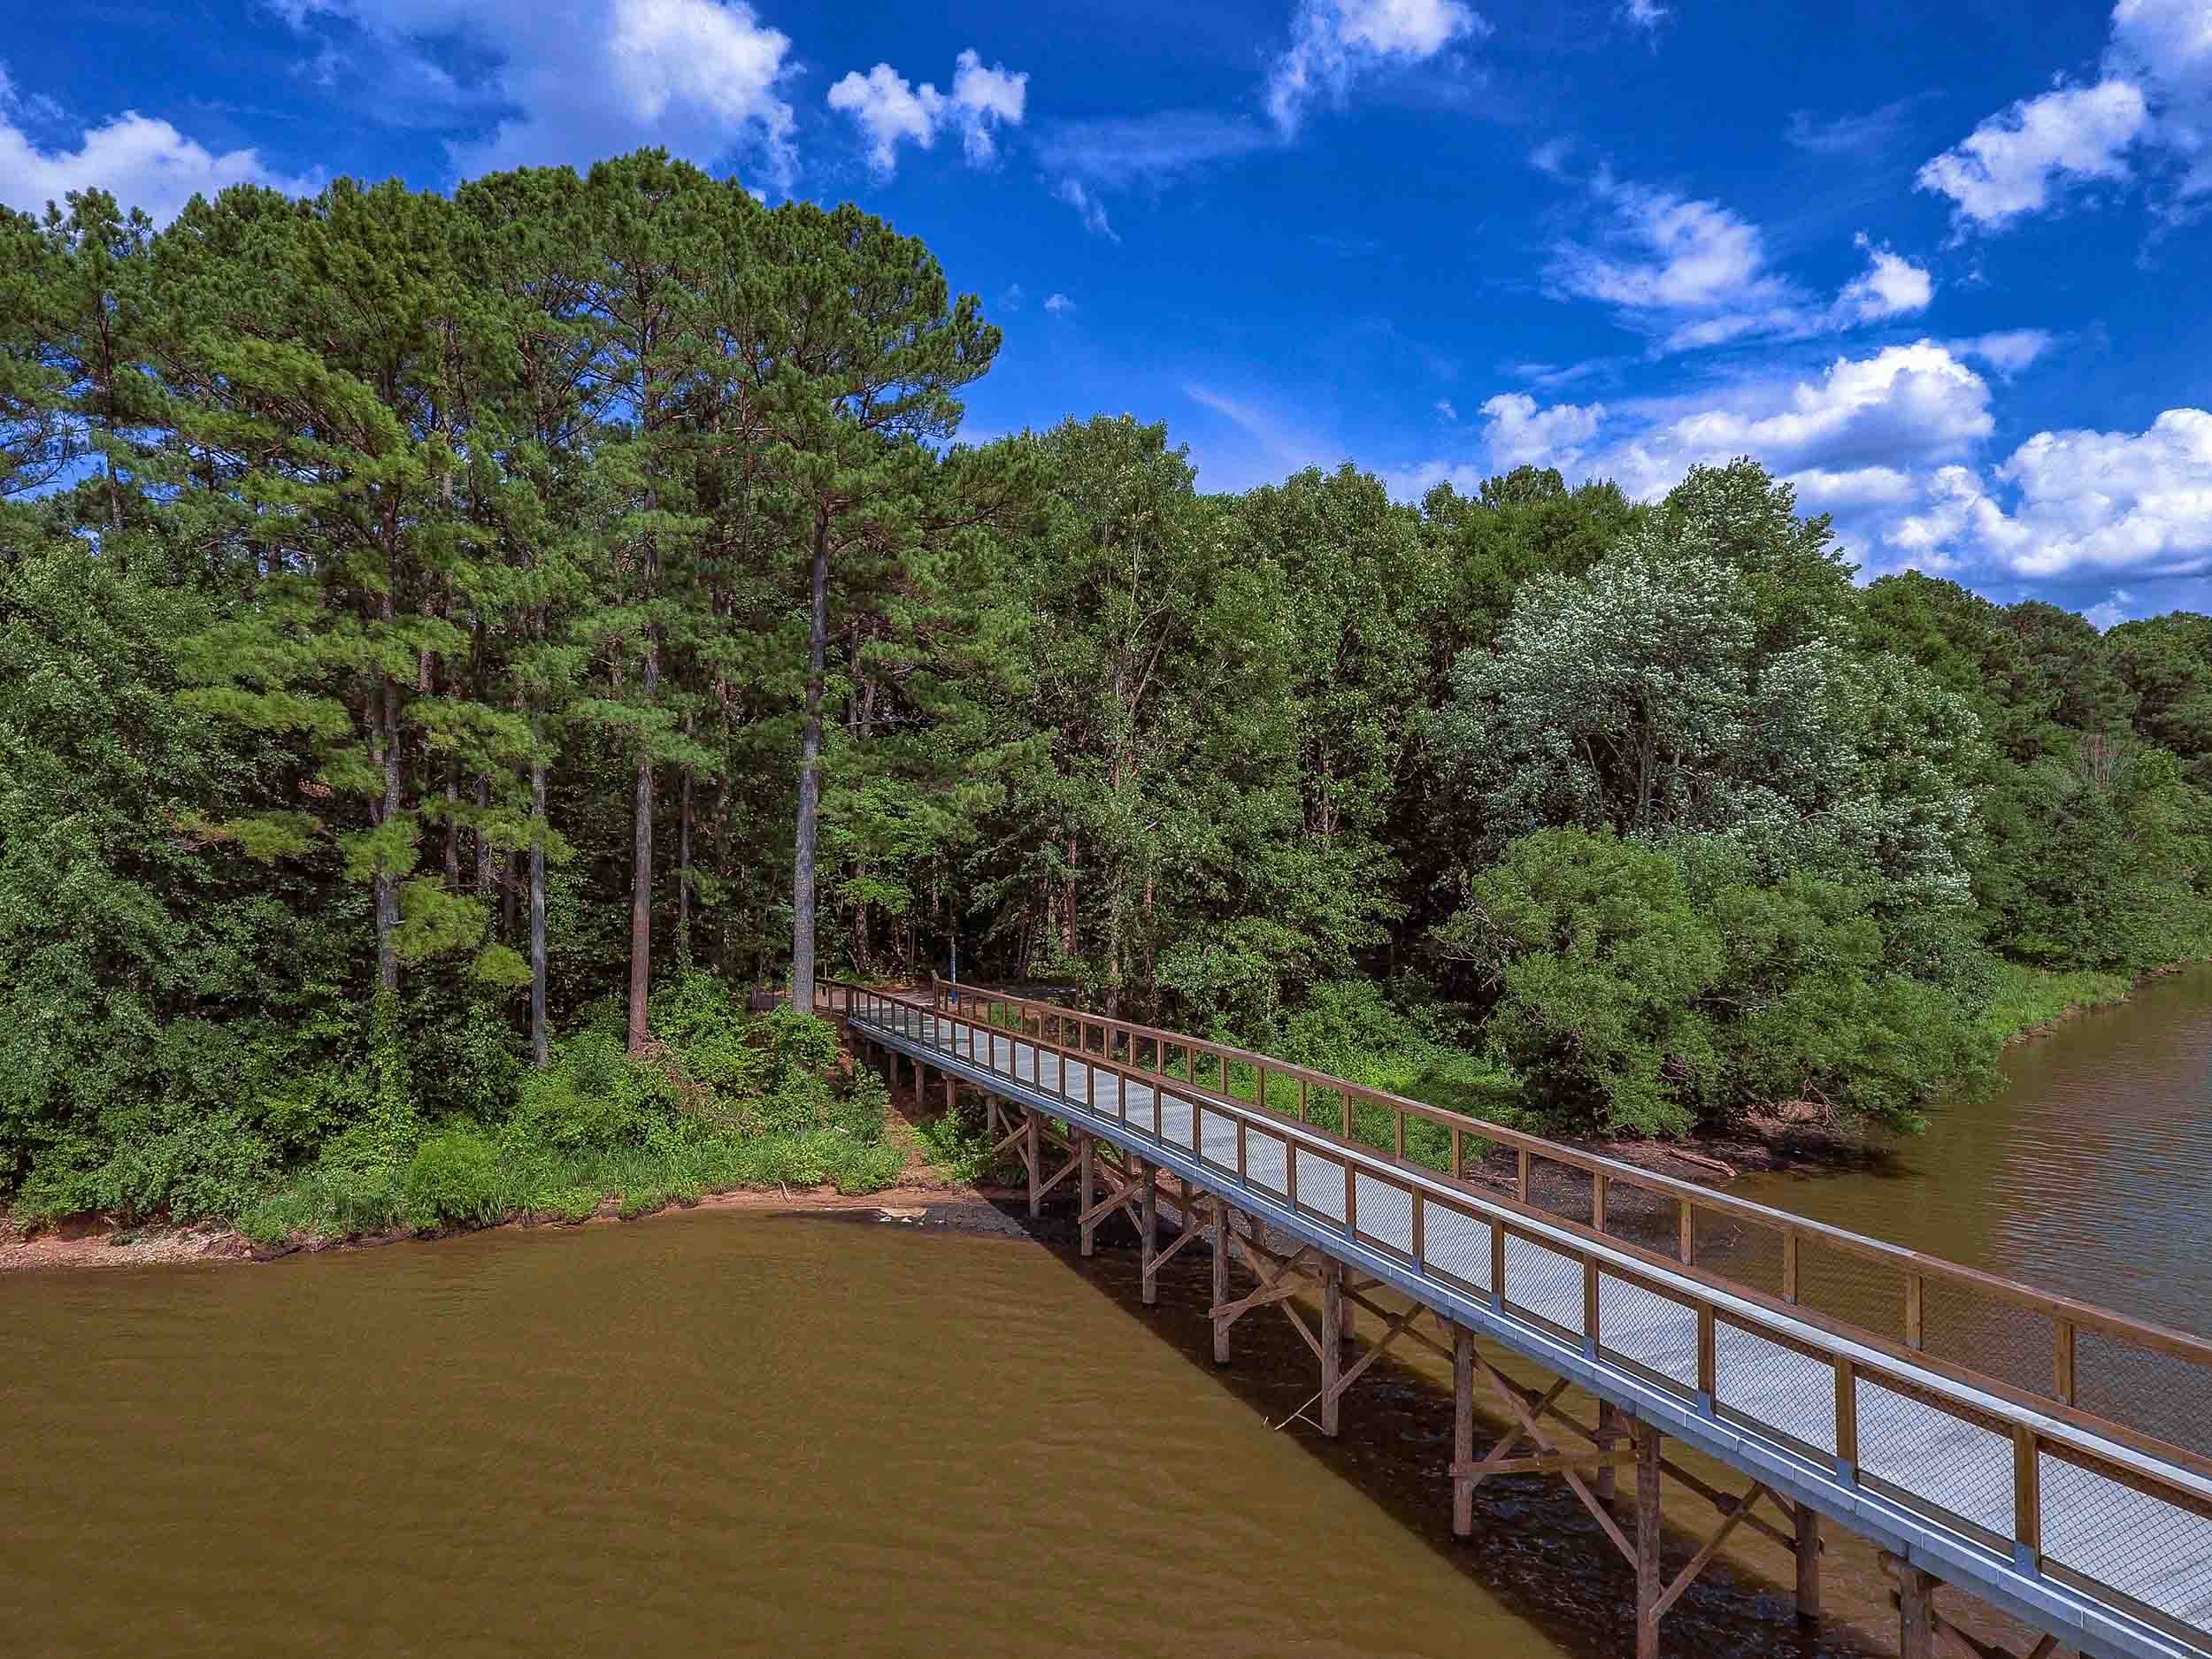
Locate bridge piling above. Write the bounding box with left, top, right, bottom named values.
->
left=1452, top=1325, right=1475, bottom=1538
left=1320, top=1262, right=1345, bottom=1436
left=1795, top=1503, right=1822, bottom=1625
left=1024, top=1108, right=1041, bottom=1217
left=1635, top=1421, right=1663, bottom=1659
left=1893, top=1554, right=1938, bottom=1659
left=1077, top=1133, right=1097, bottom=1257
left=843, top=984, right=2212, bottom=1659
left=1594, top=1399, right=1621, bottom=1506
left=1136, top=1159, right=1158, bottom=1304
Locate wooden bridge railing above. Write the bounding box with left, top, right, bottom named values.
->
left=825, top=978, right=2212, bottom=1655
left=838, top=977, right=2212, bottom=1468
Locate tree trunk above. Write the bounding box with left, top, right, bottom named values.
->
left=627, top=580, right=661, bottom=1052
left=791, top=509, right=831, bottom=1012
left=444, top=766, right=461, bottom=887
left=1061, top=834, right=1079, bottom=956
left=677, top=766, right=693, bottom=963
left=531, top=753, right=549, bottom=1070
left=628, top=753, right=654, bottom=1053
left=374, top=668, right=400, bottom=994
left=473, top=776, right=493, bottom=897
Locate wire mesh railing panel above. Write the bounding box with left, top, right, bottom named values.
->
left=2074, top=1329, right=2212, bottom=1461
left=1598, top=1273, right=1700, bottom=1390
left=1794, top=1238, right=1908, bottom=1345
left=1295, top=1147, right=1347, bottom=1222
left=1920, top=1276, right=2055, bottom=1401
left=1354, top=1173, right=1414, bottom=1255
left=1503, top=1233, right=1585, bottom=1334
left=1716, top=1320, right=1837, bottom=1456
left=1196, top=1106, right=1238, bottom=1172
left=1694, top=1206, right=1786, bottom=1299
left=1423, top=1202, right=1493, bottom=1292
left=2040, top=1451, right=2212, bottom=1636
left=1857, top=1377, right=2016, bottom=1540
left=1244, top=1127, right=1289, bottom=1196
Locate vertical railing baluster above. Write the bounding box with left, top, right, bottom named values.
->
left=1834, top=1357, right=1858, bottom=1477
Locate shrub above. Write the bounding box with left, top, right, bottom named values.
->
left=651, top=972, right=765, bottom=1095
left=400, top=1125, right=503, bottom=1231
left=508, top=1032, right=669, bottom=1150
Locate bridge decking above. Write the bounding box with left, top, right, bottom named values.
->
left=839, top=983, right=2212, bottom=1659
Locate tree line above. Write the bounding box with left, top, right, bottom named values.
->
left=5, top=151, right=2211, bottom=1220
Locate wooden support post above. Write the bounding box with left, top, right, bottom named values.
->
left=1077, top=1133, right=1097, bottom=1256
left=1452, top=1325, right=1475, bottom=1539
left=1794, top=1502, right=1822, bottom=1625
left=1893, top=1556, right=1935, bottom=1659
left=1340, top=1290, right=1356, bottom=1349
left=1594, top=1400, right=1621, bottom=1506
left=1320, top=1262, right=1344, bottom=1437
left=1025, top=1108, right=1041, bottom=1218
left=1137, top=1159, right=1159, bottom=1306
left=1635, top=1421, right=1663, bottom=1659
left=1211, top=1200, right=1232, bottom=1364
left=943, top=1069, right=956, bottom=1111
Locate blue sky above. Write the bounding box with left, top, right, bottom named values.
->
left=4, top=0, right=2211, bottom=623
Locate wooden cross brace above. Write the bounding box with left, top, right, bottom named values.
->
left=1212, top=1238, right=1326, bottom=1360
left=1472, top=1349, right=1640, bottom=1569
left=1648, top=1479, right=1771, bottom=1623
left=1147, top=1193, right=1210, bottom=1274
left=1033, top=1138, right=1084, bottom=1204
left=1077, top=1154, right=1154, bottom=1237
left=1655, top=1455, right=1801, bottom=1555
left=1324, top=1298, right=1440, bottom=1408
left=1454, top=1376, right=1574, bottom=1492
left=1883, top=1589, right=2063, bottom=1659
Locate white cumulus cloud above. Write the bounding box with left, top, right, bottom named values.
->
left=1479, top=392, right=1605, bottom=471
left=1266, top=0, right=1484, bottom=135
left=1043, top=291, right=1074, bottom=314
left=1917, top=0, right=2212, bottom=229
left=826, top=48, right=1028, bottom=176
left=268, top=0, right=796, bottom=188
left=1552, top=172, right=1934, bottom=352
left=1831, top=235, right=1934, bottom=324
left=0, top=64, right=317, bottom=222
left=1918, top=409, right=2212, bottom=577
left=1916, top=79, right=2148, bottom=230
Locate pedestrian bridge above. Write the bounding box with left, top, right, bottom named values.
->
left=829, top=980, right=2212, bottom=1659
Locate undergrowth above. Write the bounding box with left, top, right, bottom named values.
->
left=42, top=971, right=911, bottom=1248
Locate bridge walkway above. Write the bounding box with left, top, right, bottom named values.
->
left=834, top=982, right=2212, bottom=1659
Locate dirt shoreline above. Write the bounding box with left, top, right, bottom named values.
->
left=0, top=1181, right=1042, bottom=1275
left=12, top=963, right=2183, bottom=1278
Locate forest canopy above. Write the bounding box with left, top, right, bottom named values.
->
left=6, top=153, right=2212, bottom=1225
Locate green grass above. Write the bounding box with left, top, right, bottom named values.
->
left=1974, top=961, right=2132, bottom=1046
left=236, top=1125, right=905, bottom=1248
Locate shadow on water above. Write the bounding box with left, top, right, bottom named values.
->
left=931, top=1191, right=1893, bottom=1659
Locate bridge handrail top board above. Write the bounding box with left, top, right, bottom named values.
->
left=841, top=983, right=2212, bottom=1657
left=833, top=978, right=2212, bottom=1494
left=897, top=974, right=2212, bottom=1372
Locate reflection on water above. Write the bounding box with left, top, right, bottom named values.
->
left=6, top=971, right=2206, bottom=1659
left=1732, top=964, right=2212, bottom=1339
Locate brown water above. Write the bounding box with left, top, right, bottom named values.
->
left=6, top=972, right=2209, bottom=1659
left=1732, top=964, right=2212, bottom=1338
